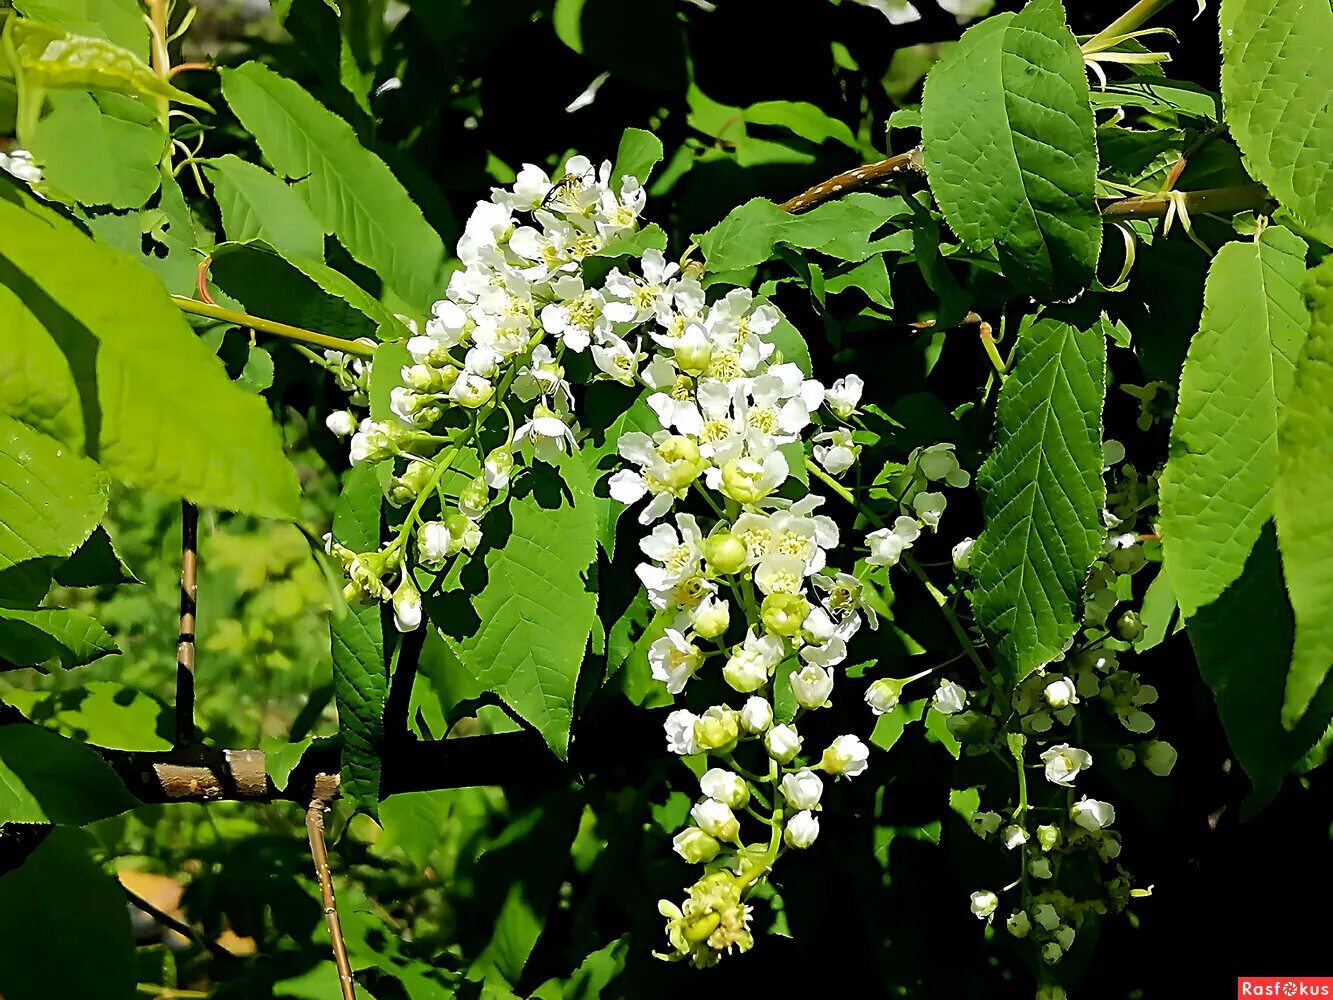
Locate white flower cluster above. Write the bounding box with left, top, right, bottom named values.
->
left=0, top=148, right=41, bottom=184
left=958, top=446, right=1170, bottom=967
left=592, top=259, right=895, bottom=966
left=322, top=155, right=649, bottom=631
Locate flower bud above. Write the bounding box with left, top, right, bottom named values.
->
left=1053, top=925, right=1075, bottom=952
left=820, top=734, right=869, bottom=777
left=1140, top=739, right=1177, bottom=777
left=459, top=475, right=490, bottom=518
left=693, top=706, right=741, bottom=753
left=1002, top=825, right=1028, bottom=850
left=780, top=769, right=824, bottom=811
left=444, top=512, right=481, bottom=555
left=865, top=677, right=908, bottom=715
left=672, top=827, right=721, bottom=864
left=690, top=596, right=731, bottom=640
left=720, top=457, right=772, bottom=505
left=326, top=410, right=357, bottom=437
left=784, top=810, right=820, bottom=848
left=674, top=337, right=713, bottom=375
left=392, top=576, right=422, bottom=633
left=1041, top=942, right=1063, bottom=965
left=740, top=697, right=773, bottom=733
left=1036, top=824, right=1062, bottom=852
left=1006, top=910, right=1031, bottom=938
left=1116, top=610, right=1143, bottom=641
left=952, top=536, right=975, bottom=571
left=388, top=459, right=436, bottom=506
left=655, top=436, right=705, bottom=491
left=1029, top=857, right=1053, bottom=879
left=1070, top=797, right=1116, bottom=832
left=761, top=593, right=810, bottom=637
left=765, top=723, right=802, bottom=764
left=417, top=521, right=452, bottom=569
left=690, top=798, right=740, bottom=842
left=700, top=768, right=749, bottom=809
left=790, top=664, right=834, bottom=710
left=1033, top=903, right=1060, bottom=931
left=971, top=811, right=1002, bottom=838
left=969, top=890, right=998, bottom=920
left=703, top=532, right=748, bottom=576
left=1044, top=677, right=1077, bottom=709
left=484, top=446, right=514, bottom=489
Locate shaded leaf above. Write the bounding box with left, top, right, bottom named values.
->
left=0, top=724, right=135, bottom=824
left=0, top=605, right=117, bottom=669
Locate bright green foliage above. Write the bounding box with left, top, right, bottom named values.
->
left=0, top=725, right=134, bottom=824
left=220, top=62, right=446, bottom=310
left=1160, top=226, right=1309, bottom=619
left=698, top=193, right=912, bottom=272
left=0, top=197, right=301, bottom=519
left=29, top=91, right=163, bottom=209
left=1220, top=0, right=1333, bottom=243
left=1275, top=258, right=1333, bottom=727
left=13, top=0, right=148, bottom=56
left=968, top=316, right=1107, bottom=678
left=330, top=462, right=388, bottom=815
left=922, top=0, right=1101, bottom=298
left=203, top=154, right=327, bottom=259
left=0, top=829, right=137, bottom=1000
left=451, top=457, right=599, bottom=759
left=0, top=605, right=116, bottom=668
left=0, top=413, right=107, bottom=572
left=8, top=19, right=210, bottom=111
left=611, top=127, right=663, bottom=186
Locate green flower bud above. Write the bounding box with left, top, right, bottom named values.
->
left=1115, top=610, right=1143, bottom=641
left=459, top=475, right=489, bottom=518
left=720, top=457, right=772, bottom=505
left=672, top=827, right=721, bottom=864
left=674, top=338, right=713, bottom=375
left=693, top=706, right=741, bottom=753
left=1036, top=824, right=1062, bottom=852
left=761, top=593, right=809, bottom=637
left=703, top=532, right=748, bottom=575
left=865, top=677, right=908, bottom=715
left=654, top=436, right=706, bottom=492
left=387, top=459, right=435, bottom=506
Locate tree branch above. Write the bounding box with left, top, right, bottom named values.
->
left=175, top=501, right=198, bottom=746
left=305, top=773, right=356, bottom=1000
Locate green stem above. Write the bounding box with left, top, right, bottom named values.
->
left=1081, top=0, right=1176, bottom=54
left=172, top=296, right=377, bottom=358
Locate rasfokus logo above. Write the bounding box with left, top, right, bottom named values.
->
left=1237, top=979, right=1333, bottom=997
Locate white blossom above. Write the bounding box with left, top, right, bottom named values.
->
left=780, top=769, right=824, bottom=811
left=664, top=709, right=700, bottom=755
left=784, top=810, right=820, bottom=848
left=1040, top=744, right=1092, bottom=785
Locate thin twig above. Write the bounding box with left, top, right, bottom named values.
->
left=1101, top=184, right=1270, bottom=221
left=122, top=884, right=239, bottom=962
left=172, top=296, right=377, bottom=358
left=305, top=773, right=357, bottom=1000
left=169, top=60, right=214, bottom=79
left=175, top=502, right=198, bottom=746
left=779, top=149, right=924, bottom=214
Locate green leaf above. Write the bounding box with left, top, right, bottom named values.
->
left=450, top=456, right=599, bottom=758
left=825, top=256, right=893, bottom=310
left=220, top=62, right=446, bottom=309
left=766, top=302, right=812, bottom=376
left=0, top=605, right=117, bottom=668
left=697, top=193, right=912, bottom=272
left=1160, top=226, right=1309, bottom=619
left=0, top=280, right=83, bottom=448
left=10, top=19, right=210, bottom=110
left=330, top=462, right=387, bottom=815
left=203, top=155, right=327, bottom=260
left=54, top=525, right=139, bottom=586
left=578, top=385, right=657, bottom=557
left=6, top=681, right=171, bottom=750
left=743, top=100, right=859, bottom=150
left=28, top=90, right=163, bottom=209
left=921, top=0, right=1101, bottom=298
left=968, top=316, right=1107, bottom=678
left=0, top=198, right=301, bottom=519
left=0, top=724, right=135, bottom=824
left=13, top=0, right=149, bottom=57
left=210, top=242, right=407, bottom=343
left=611, top=127, right=663, bottom=187
left=0, top=414, right=108, bottom=573
left=1188, top=524, right=1333, bottom=814
left=0, top=828, right=137, bottom=1000
left=1275, top=258, right=1333, bottom=727
left=260, top=735, right=316, bottom=791
left=1220, top=0, right=1333, bottom=242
